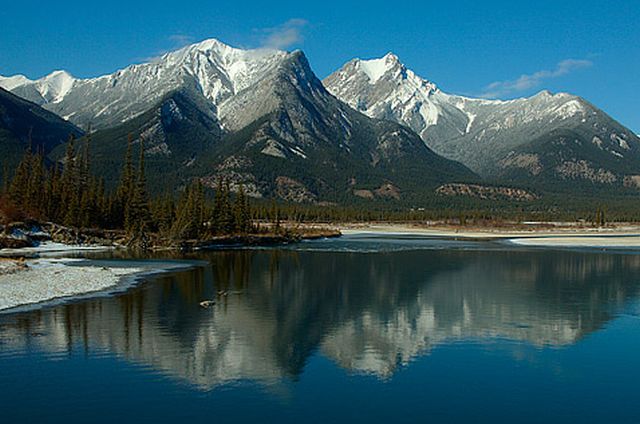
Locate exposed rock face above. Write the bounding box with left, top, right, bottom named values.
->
left=436, top=184, right=538, bottom=201
left=623, top=175, right=640, bottom=189
left=499, top=153, right=543, bottom=176
left=353, top=189, right=375, bottom=199
left=353, top=183, right=401, bottom=200
left=374, top=183, right=401, bottom=200
left=554, top=160, right=617, bottom=184
left=275, top=177, right=317, bottom=203
left=0, top=40, right=288, bottom=130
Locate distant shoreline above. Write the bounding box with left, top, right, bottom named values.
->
left=336, top=222, right=640, bottom=248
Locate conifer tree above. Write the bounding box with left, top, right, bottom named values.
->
left=233, top=184, right=251, bottom=234
left=171, top=180, right=205, bottom=239
left=8, top=145, right=32, bottom=210
left=125, top=138, right=151, bottom=236
left=117, top=134, right=136, bottom=228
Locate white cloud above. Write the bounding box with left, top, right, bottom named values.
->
left=480, top=58, right=593, bottom=98
left=258, top=19, right=309, bottom=50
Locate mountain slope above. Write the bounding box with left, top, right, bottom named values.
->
left=325, top=54, right=640, bottom=191
left=0, top=87, right=83, bottom=171
left=57, top=88, right=224, bottom=195
left=76, top=51, right=477, bottom=202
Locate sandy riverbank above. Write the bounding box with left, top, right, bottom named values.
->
left=337, top=223, right=640, bottom=248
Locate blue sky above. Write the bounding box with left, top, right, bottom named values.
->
left=1, top=0, right=638, bottom=132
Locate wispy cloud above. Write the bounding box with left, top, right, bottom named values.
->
left=167, top=34, right=194, bottom=49
left=138, top=34, right=195, bottom=63
left=257, top=19, right=309, bottom=50
left=480, top=58, right=593, bottom=98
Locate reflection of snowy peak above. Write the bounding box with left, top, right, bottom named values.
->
left=325, top=55, right=640, bottom=185
left=2, top=248, right=637, bottom=385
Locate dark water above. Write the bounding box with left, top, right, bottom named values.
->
left=1, top=234, right=640, bottom=423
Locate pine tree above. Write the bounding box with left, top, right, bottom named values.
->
left=117, top=134, right=136, bottom=229
left=125, top=138, right=151, bottom=236
left=233, top=184, right=251, bottom=234
left=60, top=135, right=82, bottom=227
left=8, top=146, right=32, bottom=210
left=171, top=181, right=205, bottom=240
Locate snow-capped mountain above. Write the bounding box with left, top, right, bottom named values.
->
left=4, top=39, right=639, bottom=198
left=0, top=39, right=289, bottom=129
left=2, top=39, right=474, bottom=202
left=325, top=54, right=640, bottom=188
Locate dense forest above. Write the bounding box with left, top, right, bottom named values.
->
left=0, top=135, right=252, bottom=244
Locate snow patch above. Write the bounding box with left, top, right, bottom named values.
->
left=261, top=140, right=287, bottom=158
left=612, top=134, right=630, bottom=150
left=553, top=99, right=586, bottom=120
left=465, top=112, right=477, bottom=134
left=289, top=145, right=308, bottom=159
left=358, top=53, right=397, bottom=84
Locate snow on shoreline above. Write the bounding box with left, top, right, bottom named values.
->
left=507, top=236, right=640, bottom=248
left=0, top=256, right=198, bottom=313
left=0, top=241, right=113, bottom=256
left=339, top=225, right=640, bottom=248
left=0, top=259, right=144, bottom=312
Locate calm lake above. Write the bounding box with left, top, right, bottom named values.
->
left=1, top=234, right=639, bottom=423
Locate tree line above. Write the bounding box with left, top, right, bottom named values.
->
left=0, top=135, right=253, bottom=240
left=0, top=134, right=623, bottom=232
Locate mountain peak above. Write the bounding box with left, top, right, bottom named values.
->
left=0, top=74, right=33, bottom=91
left=192, top=38, right=228, bottom=50
left=39, top=70, right=76, bottom=103
left=357, top=53, right=402, bottom=84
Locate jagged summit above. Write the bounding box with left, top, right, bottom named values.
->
left=325, top=54, right=640, bottom=188
left=0, top=38, right=290, bottom=128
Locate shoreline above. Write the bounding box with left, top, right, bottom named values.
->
left=0, top=257, right=197, bottom=313
left=336, top=222, right=640, bottom=248
left=2, top=222, right=640, bottom=313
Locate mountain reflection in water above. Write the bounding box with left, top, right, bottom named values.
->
left=1, top=242, right=639, bottom=389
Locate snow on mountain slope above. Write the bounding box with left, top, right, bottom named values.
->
left=0, top=39, right=289, bottom=129
left=325, top=53, right=451, bottom=139
left=0, top=75, right=33, bottom=91
left=325, top=54, right=640, bottom=183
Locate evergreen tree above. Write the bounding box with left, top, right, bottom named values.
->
left=233, top=184, right=251, bottom=234
left=125, top=138, right=151, bottom=236
left=171, top=180, right=205, bottom=240
left=8, top=146, right=32, bottom=210
left=116, top=134, right=136, bottom=228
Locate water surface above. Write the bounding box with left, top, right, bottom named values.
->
left=1, top=234, right=639, bottom=423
